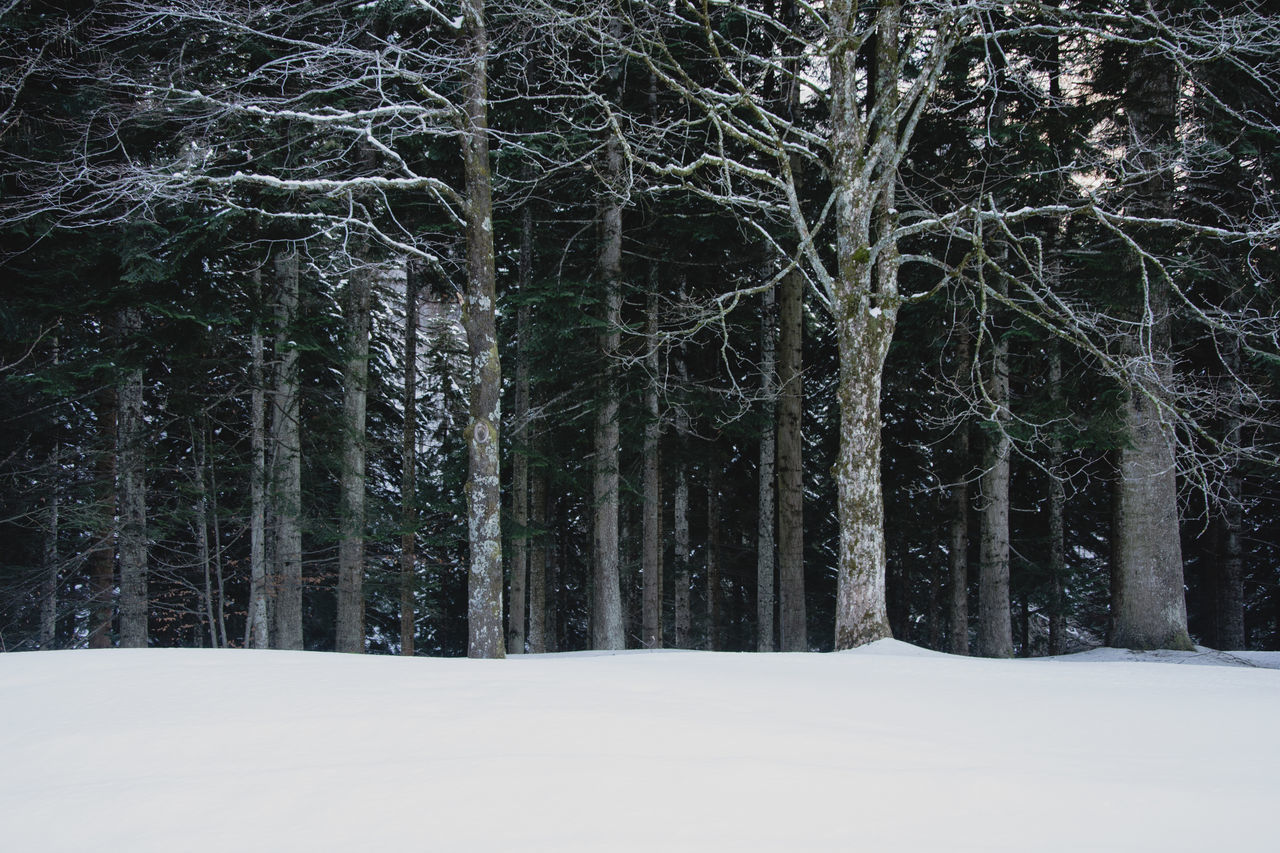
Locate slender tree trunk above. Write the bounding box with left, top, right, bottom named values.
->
left=641, top=286, right=663, bottom=649
left=757, top=284, right=778, bottom=652
left=706, top=461, right=722, bottom=651
left=40, top=444, right=60, bottom=650
left=193, top=435, right=216, bottom=648
left=1214, top=319, right=1246, bottom=650
left=948, top=327, right=972, bottom=656
left=592, top=133, right=624, bottom=651
left=1110, top=28, right=1192, bottom=651
left=270, top=247, right=304, bottom=651
left=461, top=0, right=504, bottom=658
left=977, top=277, right=1013, bottom=659
left=776, top=268, right=807, bottom=651
left=400, top=263, right=420, bottom=656
left=246, top=275, right=270, bottom=649
left=673, top=301, right=692, bottom=648
left=209, top=464, right=228, bottom=649
left=528, top=443, right=548, bottom=654
left=88, top=382, right=117, bottom=649
left=1047, top=346, right=1068, bottom=656
left=336, top=264, right=373, bottom=654
left=117, top=307, right=148, bottom=649
left=508, top=209, right=533, bottom=653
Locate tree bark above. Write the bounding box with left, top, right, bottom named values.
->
left=336, top=264, right=373, bottom=654
left=116, top=306, right=148, bottom=649
left=270, top=247, right=304, bottom=651
left=757, top=283, right=778, bottom=652
left=1110, top=23, right=1192, bottom=652
left=776, top=268, right=807, bottom=651
left=829, top=0, right=899, bottom=650
left=591, top=132, right=624, bottom=651
left=461, top=0, right=504, bottom=658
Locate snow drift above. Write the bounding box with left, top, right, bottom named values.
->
left=2, top=641, right=1277, bottom=851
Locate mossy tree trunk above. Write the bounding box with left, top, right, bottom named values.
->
left=462, top=0, right=504, bottom=659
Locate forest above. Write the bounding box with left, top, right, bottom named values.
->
left=1, top=0, right=1277, bottom=658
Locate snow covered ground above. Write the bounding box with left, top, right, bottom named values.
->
left=3, top=640, right=1277, bottom=852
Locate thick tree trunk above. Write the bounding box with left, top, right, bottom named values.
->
left=88, top=384, right=117, bottom=649
left=776, top=268, right=807, bottom=651
left=270, top=247, right=304, bottom=651
left=400, top=264, right=420, bottom=656
left=641, top=287, right=663, bottom=649
left=462, top=0, right=504, bottom=658
left=591, top=134, right=624, bottom=651
left=1110, top=28, right=1192, bottom=652
left=246, top=277, right=270, bottom=649
left=117, top=306, right=148, bottom=649
left=829, top=0, right=899, bottom=650
left=336, top=265, right=373, bottom=654
left=831, top=303, right=894, bottom=649
left=757, top=283, right=778, bottom=652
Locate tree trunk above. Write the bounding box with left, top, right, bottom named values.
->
left=400, top=263, right=420, bottom=656
left=592, top=132, right=624, bottom=651
left=461, top=0, right=504, bottom=658
left=829, top=0, right=900, bottom=650
left=776, top=268, right=807, bottom=651
left=270, top=247, right=304, bottom=651
left=88, top=383, right=117, bottom=649
left=977, top=283, right=1013, bottom=659
left=757, top=283, right=778, bottom=652
left=1110, top=26, right=1192, bottom=652
left=508, top=208, right=533, bottom=654
left=528, top=444, right=548, bottom=654
left=706, top=461, right=721, bottom=651
left=1047, top=346, right=1068, bottom=656
left=336, top=264, right=373, bottom=654
left=948, top=327, right=972, bottom=656
left=673, top=281, right=692, bottom=648
left=246, top=274, right=270, bottom=650
left=641, top=287, right=663, bottom=649
left=40, top=444, right=60, bottom=650
left=117, top=306, right=148, bottom=649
